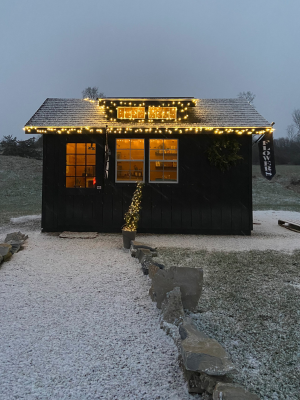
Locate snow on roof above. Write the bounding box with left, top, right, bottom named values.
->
left=25, top=97, right=270, bottom=128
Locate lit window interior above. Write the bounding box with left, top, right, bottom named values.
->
left=66, top=143, right=96, bottom=188
left=149, top=139, right=178, bottom=182
left=116, top=139, right=144, bottom=182
left=117, top=107, right=145, bottom=119
left=148, top=107, right=177, bottom=119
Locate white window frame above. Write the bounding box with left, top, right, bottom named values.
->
left=149, top=139, right=178, bottom=184
left=115, top=138, right=145, bottom=183
left=148, top=107, right=177, bottom=120
left=117, top=107, right=145, bottom=119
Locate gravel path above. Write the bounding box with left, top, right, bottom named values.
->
left=0, top=227, right=193, bottom=400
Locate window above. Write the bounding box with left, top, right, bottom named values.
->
left=148, top=107, right=177, bottom=119
left=149, top=139, right=178, bottom=183
left=66, top=143, right=96, bottom=188
left=116, top=139, right=144, bottom=182
left=117, top=107, right=145, bottom=119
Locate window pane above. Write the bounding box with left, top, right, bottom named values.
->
left=66, top=166, right=75, bottom=176
left=125, top=108, right=132, bottom=118
left=76, top=155, right=86, bottom=165
left=150, top=150, right=163, bottom=160
left=86, top=166, right=95, bottom=176
left=86, top=177, right=95, bottom=188
left=66, top=155, right=76, bottom=165
left=66, top=143, right=76, bottom=154
left=137, top=108, right=145, bottom=118
left=117, top=108, right=124, bottom=118
left=130, top=150, right=144, bottom=160
left=117, top=139, right=130, bottom=149
left=148, top=107, right=155, bottom=119
left=149, top=107, right=177, bottom=119
left=74, top=177, right=85, bottom=188
left=76, top=166, right=86, bottom=177
left=150, top=170, right=163, bottom=181
left=86, top=155, right=95, bottom=165
left=66, top=177, right=76, bottom=188
left=87, top=143, right=96, bottom=154
left=117, top=161, right=131, bottom=170
left=77, top=143, right=86, bottom=154
left=131, top=139, right=144, bottom=149
left=150, top=139, right=163, bottom=149
left=117, top=107, right=145, bottom=120
left=156, top=108, right=163, bottom=118
left=164, top=139, right=178, bottom=150
left=117, top=149, right=130, bottom=160
left=163, top=162, right=174, bottom=170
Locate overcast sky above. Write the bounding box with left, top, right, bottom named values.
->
left=1, top=0, right=299, bottom=140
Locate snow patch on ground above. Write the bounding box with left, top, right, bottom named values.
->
left=137, top=210, right=300, bottom=253
left=10, top=214, right=41, bottom=223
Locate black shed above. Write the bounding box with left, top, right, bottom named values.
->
left=25, top=97, right=273, bottom=235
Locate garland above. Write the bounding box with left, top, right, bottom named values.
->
left=123, top=182, right=144, bottom=232
left=206, top=138, right=243, bottom=172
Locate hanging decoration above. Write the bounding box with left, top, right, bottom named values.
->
left=104, top=127, right=111, bottom=179
left=206, top=138, right=243, bottom=172
left=258, top=132, right=276, bottom=180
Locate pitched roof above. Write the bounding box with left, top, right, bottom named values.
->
left=25, top=98, right=270, bottom=128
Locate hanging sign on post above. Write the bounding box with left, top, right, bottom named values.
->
left=258, top=132, right=276, bottom=180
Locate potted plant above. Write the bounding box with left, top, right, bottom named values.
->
left=122, top=181, right=144, bottom=249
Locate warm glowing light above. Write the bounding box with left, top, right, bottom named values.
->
left=117, top=107, right=145, bottom=119
left=148, top=107, right=177, bottom=119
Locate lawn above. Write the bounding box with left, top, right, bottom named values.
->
left=0, top=156, right=299, bottom=225
left=252, top=165, right=300, bottom=212
left=0, top=156, right=42, bottom=225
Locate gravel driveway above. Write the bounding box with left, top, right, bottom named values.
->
left=0, top=223, right=193, bottom=400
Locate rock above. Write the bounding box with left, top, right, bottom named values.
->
left=161, top=287, right=185, bottom=326
left=184, top=369, right=222, bottom=394
left=5, top=231, right=28, bottom=243
left=148, top=262, right=165, bottom=279
left=0, top=255, right=3, bottom=264
left=141, top=256, right=153, bottom=275
left=130, top=240, right=157, bottom=252
left=131, top=246, right=158, bottom=259
left=0, top=244, right=13, bottom=261
left=149, top=266, right=203, bottom=311
left=5, top=240, right=22, bottom=254
left=179, top=319, right=236, bottom=376
left=137, top=248, right=153, bottom=263
left=213, top=383, right=260, bottom=400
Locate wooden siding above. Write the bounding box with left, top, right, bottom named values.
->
left=42, top=133, right=253, bottom=234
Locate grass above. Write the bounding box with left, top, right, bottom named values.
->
left=155, top=248, right=300, bottom=399
left=0, top=156, right=299, bottom=224
left=252, top=165, right=300, bottom=212
left=0, top=156, right=42, bottom=225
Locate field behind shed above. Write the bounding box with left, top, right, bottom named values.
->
left=0, top=156, right=299, bottom=225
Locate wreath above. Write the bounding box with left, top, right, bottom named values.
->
left=206, top=138, right=243, bottom=172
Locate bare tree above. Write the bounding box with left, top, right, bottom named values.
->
left=238, top=91, right=256, bottom=106
left=287, top=124, right=297, bottom=141
left=292, top=109, right=300, bottom=133
left=82, top=87, right=105, bottom=100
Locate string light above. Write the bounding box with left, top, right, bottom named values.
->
left=123, top=182, right=144, bottom=232
left=24, top=125, right=273, bottom=135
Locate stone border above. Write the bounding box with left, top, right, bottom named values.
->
left=128, top=240, right=261, bottom=400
